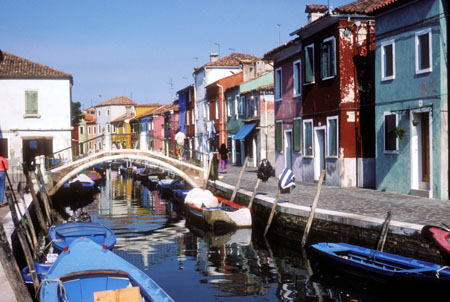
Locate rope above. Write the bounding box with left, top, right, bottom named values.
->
left=38, top=279, right=69, bottom=301
left=435, top=266, right=449, bottom=279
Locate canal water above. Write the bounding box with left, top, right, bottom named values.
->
left=72, top=168, right=390, bottom=302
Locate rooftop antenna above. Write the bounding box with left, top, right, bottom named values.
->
left=228, top=48, right=236, bottom=53
left=168, top=78, right=174, bottom=101
left=276, top=24, right=281, bottom=45
left=214, top=42, right=221, bottom=56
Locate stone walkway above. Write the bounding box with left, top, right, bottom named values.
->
left=215, top=165, right=450, bottom=227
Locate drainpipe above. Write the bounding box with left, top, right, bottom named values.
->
left=217, top=83, right=225, bottom=146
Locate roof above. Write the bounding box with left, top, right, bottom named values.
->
left=137, top=103, right=178, bottom=118
left=305, top=4, right=328, bottom=13
left=96, top=96, right=137, bottom=107
left=334, top=0, right=392, bottom=14
left=111, top=113, right=135, bottom=123
left=136, top=103, right=161, bottom=107
left=84, top=113, right=95, bottom=122
left=264, top=38, right=300, bottom=59
left=0, top=50, right=73, bottom=82
left=194, top=53, right=260, bottom=73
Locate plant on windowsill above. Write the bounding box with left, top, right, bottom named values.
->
left=412, top=119, right=419, bottom=126
left=394, top=126, right=406, bottom=139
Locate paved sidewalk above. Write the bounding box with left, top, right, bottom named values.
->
left=215, top=165, right=450, bottom=227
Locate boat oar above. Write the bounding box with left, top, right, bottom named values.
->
left=230, top=156, right=248, bottom=203
left=264, top=190, right=280, bottom=237
left=377, top=211, right=391, bottom=252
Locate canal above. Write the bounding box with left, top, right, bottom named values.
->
left=59, top=168, right=394, bottom=302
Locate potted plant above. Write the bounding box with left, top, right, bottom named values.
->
left=394, top=126, right=406, bottom=139
left=412, top=119, right=419, bottom=126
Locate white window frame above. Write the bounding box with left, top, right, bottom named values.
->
left=415, top=28, right=432, bottom=74
left=107, top=109, right=110, bottom=116
left=97, top=110, right=100, bottom=117
left=227, top=97, right=232, bottom=117
left=275, top=67, right=282, bottom=101
left=186, top=110, right=190, bottom=125
left=383, top=112, right=399, bottom=154
left=303, top=119, right=313, bottom=157
left=79, top=126, right=84, bottom=135
left=215, top=100, right=219, bottom=120
left=304, top=44, right=315, bottom=84
left=88, top=126, right=91, bottom=135
left=381, top=39, right=396, bottom=81
left=293, top=60, right=302, bottom=97
left=321, top=36, right=336, bottom=80
left=326, top=116, right=339, bottom=157
left=93, top=126, right=97, bottom=134
left=234, top=95, right=239, bottom=118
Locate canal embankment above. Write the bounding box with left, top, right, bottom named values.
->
left=208, top=165, right=450, bottom=264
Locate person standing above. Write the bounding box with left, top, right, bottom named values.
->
left=174, top=128, right=186, bottom=159
left=0, top=156, right=8, bottom=207
left=219, top=143, right=228, bottom=173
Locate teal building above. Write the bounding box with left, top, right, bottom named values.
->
left=373, top=0, right=448, bottom=199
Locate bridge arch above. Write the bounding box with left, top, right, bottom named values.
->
left=46, top=150, right=206, bottom=196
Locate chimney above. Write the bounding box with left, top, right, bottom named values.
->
left=305, top=4, right=328, bottom=24
left=210, top=53, right=219, bottom=62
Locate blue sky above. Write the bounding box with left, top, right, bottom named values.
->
left=2, top=0, right=349, bottom=109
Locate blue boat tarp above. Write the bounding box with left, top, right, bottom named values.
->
left=233, top=123, right=256, bottom=140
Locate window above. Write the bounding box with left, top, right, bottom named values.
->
left=303, top=119, right=313, bottom=156
left=0, top=138, right=8, bottom=158
left=415, top=28, right=432, bottom=74
left=187, top=110, right=190, bottom=125
left=381, top=40, right=395, bottom=81
left=293, top=60, right=302, bottom=97
left=227, top=97, right=232, bottom=117
left=293, top=118, right=301, bottom=152
left=215, top=101, right=219, bottom=120
left=107, top=124, right=110, bottom=133
left=88, top=126, right=91, bottom=135
left=321, top=37, right=336, bottom=79
left=25, top=91, right=38, bottom=115
left=327, top=116, right=338, bottom=156
left=239, top=96, right=245, bottom=116
left=275, top=120, right=283, bottom=152
left=93, top=126, right=97, bottom=134
left=275, top=68, right=282, bottom=100
left=192, top=110, right=195, bottom=124
left=107, top=109, right=110, bottom=116
left=384, top=113, right=398, bottom=152
left=112, top=125, right=116, bottom=133
left=97, top=110, right=100, bottom=117
left=304, top=44, right=315, bottom=84
left=234, top=95, right=239, bottom=118
left=79, top=126, right=84, bottom=135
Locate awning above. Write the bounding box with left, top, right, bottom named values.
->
left=233, top=123, right=256, bottom=140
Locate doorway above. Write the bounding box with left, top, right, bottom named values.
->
left=411, top=110, right=431, bottom=193
left=314, top=127, right=326, bottom=180
left=284, top=130, right=292, bottom=170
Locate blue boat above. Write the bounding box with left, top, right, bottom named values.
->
left=172, top=189, right=190, bottom=206
left=309, top=242, right=450, bottom=288
left=49, top=222, right=116, bottom=252
left=158, top=178, right=185, bottom=199
left=21, top=262, right=53, bottom=284
left=40, top=238, right=174, bottom=302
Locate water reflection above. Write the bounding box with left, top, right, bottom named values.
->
left=76, top=168, right=384, bottom=301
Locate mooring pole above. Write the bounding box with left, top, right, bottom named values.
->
left=6, top=190, right=40, bottom=292
left=264, top=190, right=280, bottom=237
left=377, top=211, right=391, bottom=252
left=248, top=178, right=261, bottom=209
left=23, top=166, right=48, bottom=235
left=33, top=169, right=53, bottom=225
left=301, top=169, right=326, bottom=248
left=0, top=223, right=33, bottom=302
left=230, top=156, right=248, bottom=203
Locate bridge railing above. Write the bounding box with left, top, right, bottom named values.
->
left=43, top=133, right=208, bottom=171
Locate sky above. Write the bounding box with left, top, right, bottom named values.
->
left=2, top=0, right=350, bottom=109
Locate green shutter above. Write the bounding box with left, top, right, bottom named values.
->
left=304, top=122, right=312, bottom=155
left=293, top=119, right=301, bottom=152
left=275, top=121, right=282, bottom=152
left=25, top=91, right=38, bottom=114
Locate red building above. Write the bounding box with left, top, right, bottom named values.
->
left=206, top=72, right=243, bottom=151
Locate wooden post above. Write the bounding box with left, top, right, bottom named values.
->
left=264, top=190, right=280, bottom=237
left=23, top=166, right=48, bottom=235
left=301, top=169, right=326, bottom=248
left=204, top=153, right=214, bottom=190
left=5, top=190, right=40, bottom=292
left=1, top=163, right=39, bottom=253
left=248, top=178, right=261, bottom=209
left=230, top=156, right=248, bottom=203
left=377, top=211, right=391, bottom=252
left=32, top=170, right=53, bottom=225
left=0, top=223, right=33, bottom=302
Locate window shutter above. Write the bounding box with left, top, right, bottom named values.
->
left=293, top=119, right=301, bottom=152
left=275, top=121, right=282, bottom=152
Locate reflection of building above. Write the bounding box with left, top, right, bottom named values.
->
left=0, top=50, right=73, bottom=181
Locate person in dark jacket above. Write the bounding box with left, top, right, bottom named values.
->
left=219, top=144, right=228, bottom=173
left=0, top=156, right=8, bottom=206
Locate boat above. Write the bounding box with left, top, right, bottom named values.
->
left=422, top=225, right=450, bottom=263
left=63, top=174, right=96, bottom=194
left=309, top=242, right=450, bottom=290
left=83, top=170, right=104, bottom=186
left=172, top=189, right=190, bottom=206
left=184, top=188, right=252, bottom=231
left=158, top=178, right=185, bottom=199
left=21, top=262, right=54, bottom=284
left=39, top=238, right=174, bottom=302
left=48, top=222, right=116, bottom=252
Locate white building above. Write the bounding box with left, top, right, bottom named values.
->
left=193, top=53, right=260, bottom=157
left=95, top=96, right=137, bottom=135
left=0, top=50, right=73, bottom=181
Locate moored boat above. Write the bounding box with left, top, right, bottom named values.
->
left=184, top=188, right=252, bottom=231
left=158, top=178, right=185, bottom=199
left=40, top=238, right=175, bottom=302
left=49, top=222, right=116, bottom=252
left=309, top=242, right=450, bottom=290
left=422, top=225, right=450, bottom=263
